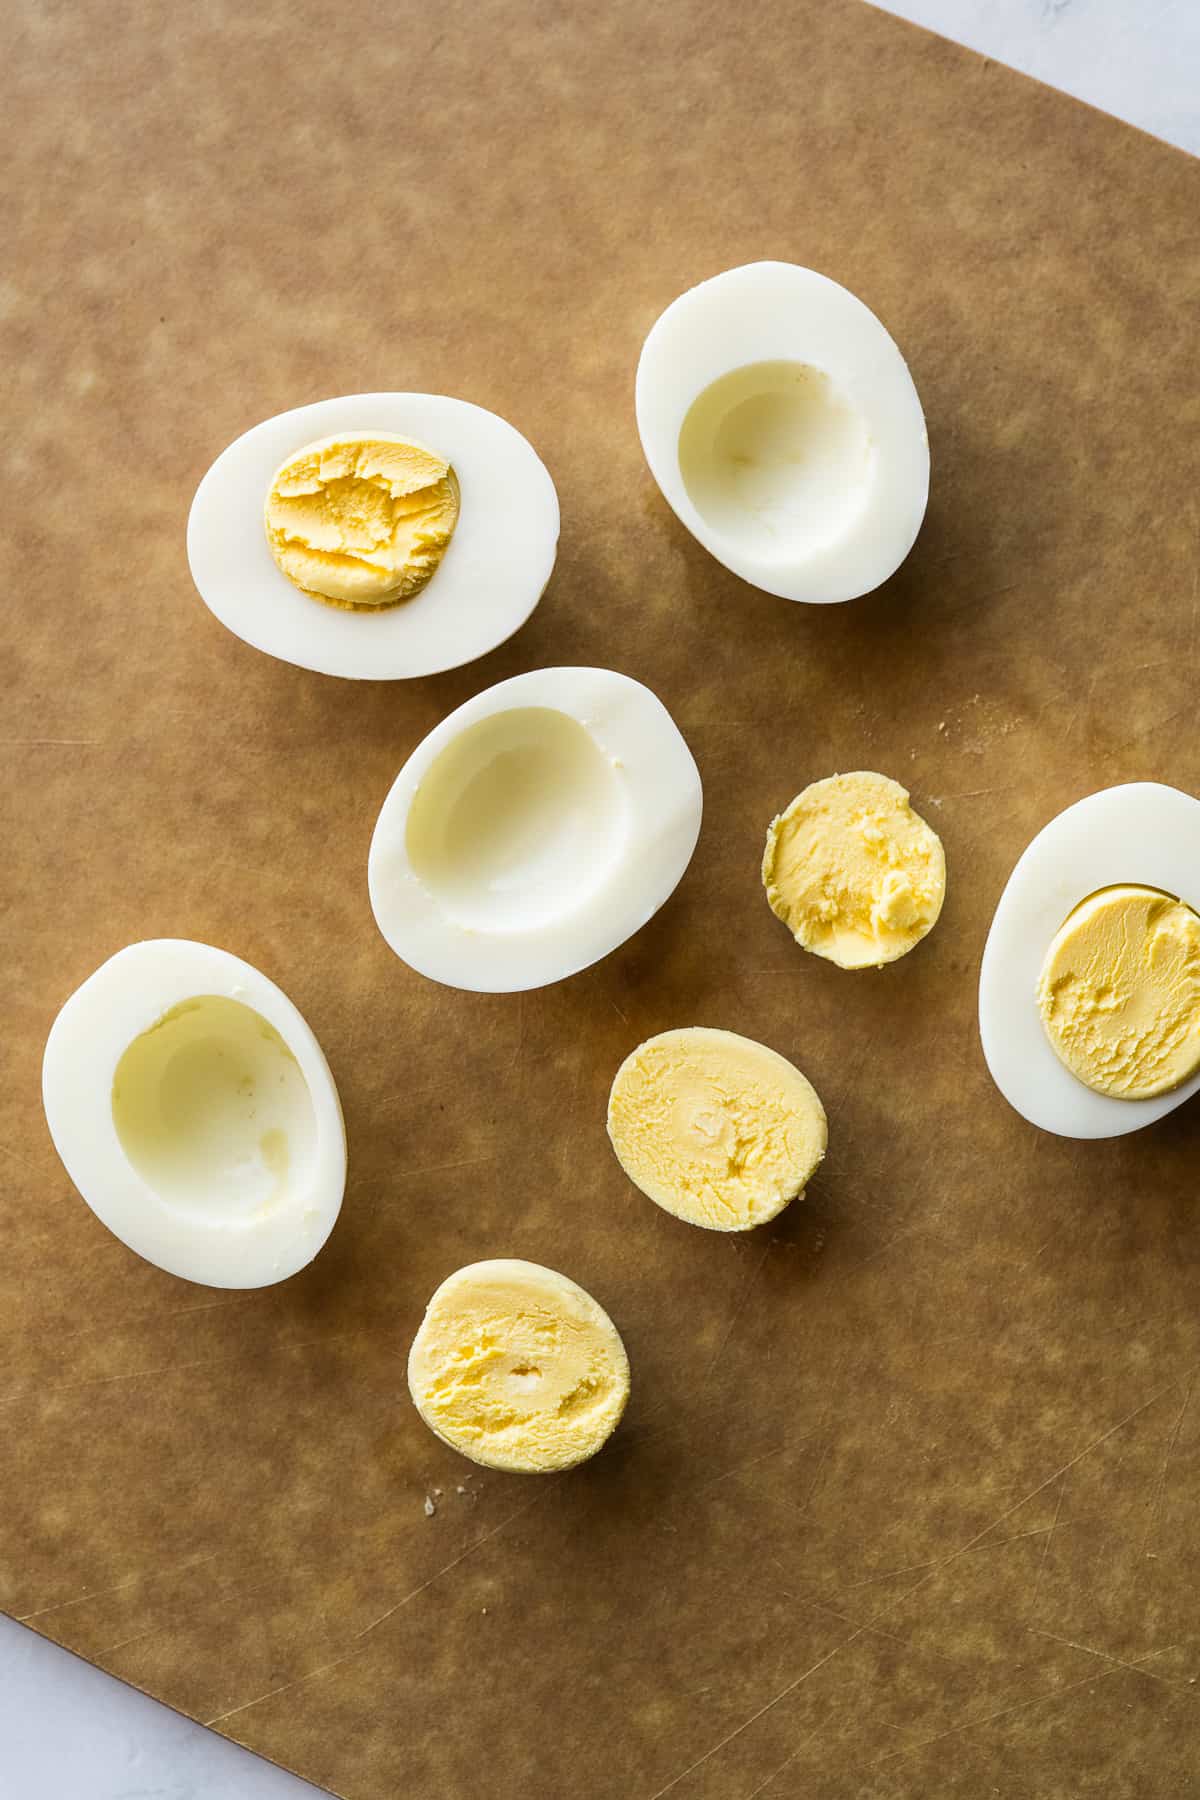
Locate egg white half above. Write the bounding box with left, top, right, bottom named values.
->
left=636, top=262, right=929, bottom=604
left=43, top=940, right=347, bottom=1286
left=979, top=783, right=1200, bottom=1139
left=187, top=393, right=559, bottom=679
left=368, top=667, right=703, bottom=992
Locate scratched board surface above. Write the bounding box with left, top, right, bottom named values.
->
left=3, top=1, right=1200, bottom=1795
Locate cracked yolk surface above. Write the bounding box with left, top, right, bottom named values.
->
left=762, top=770, right=945, bottom=968
left=407, top=1260, right=630, bottom=1472
left=265, top=433, right=460, bottom=610
left=1036, top=884, right=1200, bottom=1099
left=606, top=1027, right=827, bottom=1231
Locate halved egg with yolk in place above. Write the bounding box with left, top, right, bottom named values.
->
left=979, top=783, right=1200, bottom=1139
left=188, top=393, right=559, bottom=679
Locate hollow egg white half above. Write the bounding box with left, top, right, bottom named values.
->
left=188, top=393, right=559, bottom=679
left=636, top=262, right=929, bottom=604
left=979, top=784, right=1200, bottom=1139
left=43, top=940, right=346, bottom=1286
left=368, top=667, right=703, bottom=993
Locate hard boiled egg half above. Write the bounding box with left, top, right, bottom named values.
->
left=636, top=262, right=929, bottom=604
left=188, top=393, right=559, bottom=679
left=979, top=784, right=1200, bottom=1139
left=369, top=667, right=703, bottom=992
left=43, top=940, right=346, bottom=1286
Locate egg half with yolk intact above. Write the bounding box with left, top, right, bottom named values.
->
left=979, top=783, right=1200, bottom=1138
left=188, top=393, right=559, bottom=678
left=368, top=667, right=703, bottom=992
left=43, top=940, right=346, bottom=1286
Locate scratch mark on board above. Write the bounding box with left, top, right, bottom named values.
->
left=1026, top=1628, right=1192, bottom=1691
left=203, top=1491, right=547, bottom=1730
left=1141, top=1375, right=1193, bottom=1557
left=0, top=1330, right=370, bottom=1409
left=861, top=1652, right=1170, bottom=1773
left=396, top=1155, right=497, bottom=1181
left=1031, top=1475, right=1066, bottom=1614
left=17, top=1552, right=220, bottom=1624
left=644, top=1624, right=869, bottom=1800
left=839, top=1520, right=1067, bottom=1595
left=739, top=1725, right=824, bottom=1799
left=702, top=1240, right=773, bottom=1385
left=687, top=1432, right=817, bottom=1501
left=23, top=1291, right=266, bottom=1349
left=902, top=1370, right=1196, bottom=1593
left=787, top=1366, right=1199, bottom=1719
left=98, top=1571, right=284, bottom=1657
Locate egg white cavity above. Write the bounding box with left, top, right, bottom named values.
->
left=405, top=706, right=630, bottom=933
left=187, top=393, right=559, bottom=679
left=679, top=361, right=872, bottom=555
left=43, top=941, right=346, bottom=1286
left=979, top=784, right=1200, bottom=1139
left=636, top=263, right=929, bottom=604
left=112, top=996, right=316, bottom=1225
left=370, top=667, right=702, bottom=992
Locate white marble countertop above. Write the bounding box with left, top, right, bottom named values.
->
left=875, top=0, right=1199, bottom=158
left=4, top=5, right=1196, bottom=1797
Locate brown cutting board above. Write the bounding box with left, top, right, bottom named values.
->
left=4, top=1, right=1200, bottom=1795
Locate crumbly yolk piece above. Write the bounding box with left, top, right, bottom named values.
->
left=762, top=771, right=946, bottom=969
left=607, top=1027, right=827, bottom=1231
left=265, top=433, right=460, bottom=610
left=1036, top=884, right=1200, bottom=1100
left=407, top=1261, right=630, bottom=1473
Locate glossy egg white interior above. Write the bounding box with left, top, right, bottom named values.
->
left=187, top=393, right=559, bottom=679
left=979, top=784, right=1200, bottom=1138
left=369, top=667, right=703, bottom=992
left=635, top=263, right=929, bottom=604
left=43, top=940, right=346, bottom=1285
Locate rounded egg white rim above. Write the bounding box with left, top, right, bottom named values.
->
left=634, top=262, right=929, bottom=605
left=368, top=666, right=703, bottom=993
left=42, top=939, right=347, bottom=1286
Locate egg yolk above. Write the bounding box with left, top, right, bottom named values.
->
left=762, top=770, right=945, bottom=969
left=1036, top=884, right=1200, bottom=1099
left=264, top=433, right=460, bottom=610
